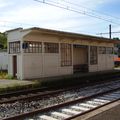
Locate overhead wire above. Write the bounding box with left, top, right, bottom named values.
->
left=34, top=0, right=120, bottom=26
left=61, top=0, right=120, bottom=20
left=0, top=0, right=119, bottom=37
left=0, top=0, right=119, bottom=28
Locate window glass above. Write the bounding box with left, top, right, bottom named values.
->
left=106, top=47, right=113, bottom=54
left=99, top=47, right=106, bottom=54
left=44, top=42, right=59, bottom=53
left=23, top=41, right=42, bottom=53
left=9, top=41, right=20, bottom=54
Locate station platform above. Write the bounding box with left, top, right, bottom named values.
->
left=0, top=69, right=120, bottom=93
left=39, top=69, right=120, bottom=81
left=37, top=69, right=120, bottom=87
left=72, top=100, right=120, bottom=120
left=0, top=79, right=35, bottom=93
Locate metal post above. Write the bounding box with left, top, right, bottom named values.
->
left=109, top=24, right=111, bottom=39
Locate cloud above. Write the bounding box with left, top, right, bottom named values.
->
left=0, top=0, right=119, bottom=38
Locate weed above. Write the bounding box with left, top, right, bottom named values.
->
left=0, top=71, right=14, bottom=79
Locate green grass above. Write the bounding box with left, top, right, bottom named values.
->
left=0, top=71, right=14, bottom=79
left=0, top=71, right=42, bottom=94
left=0, top=79, right=41, bottom=94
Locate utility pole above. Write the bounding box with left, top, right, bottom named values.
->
left=109, top=24, right=111, bottom=39
left=97, top=24, right=119, bottom=39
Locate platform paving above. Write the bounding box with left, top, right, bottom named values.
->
left=0, top=79, right=35, bottom=92
left=36, top=69, right=120, bottom=82
left=72, top=100, right=120, bottom=120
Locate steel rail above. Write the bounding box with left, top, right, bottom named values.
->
left=2, top=87, right=120, bottom=120
left=0, top=73, right=120, bottom=102
left=1, top=78, right=120, bottom=104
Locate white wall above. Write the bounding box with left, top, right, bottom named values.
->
left=8, top=55, right=12, bottom=75
left=0, top=52, right=8, bottom=70
left=7, top=28, right=23, bottom=42
left=44, top=53, right=59, bottom=77
left=23, top=53, right=43, bottom=79
left=17, top=55, right=22, bottom=79
left=89, top=52, right=114, bottom=72
left=23, top=53, right=73, bottom=79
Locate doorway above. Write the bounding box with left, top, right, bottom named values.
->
left=73, top=45, right=88, bottom=73
left=13, top=55, right=17, bottom=78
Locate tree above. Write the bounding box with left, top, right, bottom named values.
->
left=113, top=37, right=120, bottom=40
left=0, top=32, right=7, bottom=49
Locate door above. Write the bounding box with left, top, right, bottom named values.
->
left=13, top=56, right=17, bottom=77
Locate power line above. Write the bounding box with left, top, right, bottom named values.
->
left=97, top=31, right=120, bottom=35
left=61, top=0, right=120, bottom=21
left=0, top=0, right=119, bottom=36
left=34, top=0, right=120, bottom=26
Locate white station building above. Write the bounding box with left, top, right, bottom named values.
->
left=6, top=27, right=118, bottom=80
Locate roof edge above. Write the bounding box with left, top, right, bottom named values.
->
left=5, top=27, right=120, bottom=43
left=6, top=27, right=23, bottom=33
left=23, top=27, right=112, bottom=41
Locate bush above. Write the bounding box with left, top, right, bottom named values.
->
left=5, top=74, right=14, bottom=79
left=0, top=71, right=7, bottom=79
left=0, top=71, right=14, bottom=79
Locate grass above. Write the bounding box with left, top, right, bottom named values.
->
left=0, top=71, right=14, bottom=79
left=0, top=71, right=42, bottom=94
left=0, top=79, right=41, bottom=94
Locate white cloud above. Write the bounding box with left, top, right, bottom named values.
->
left=0, top=0, right=119, bottom=38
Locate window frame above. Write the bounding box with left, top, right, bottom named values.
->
left=9, top=41, right=20, bottom=54
left=106, top=47, right=113, bottom=54
left=90, top=46, right=98, bottom=65
left=99, top=46, right=106, bottom=54
left=61, top=43, right=72, bottom=67
left=23, top=41, right=42, bottom=53
left=44, top=42, right=59, bottom=53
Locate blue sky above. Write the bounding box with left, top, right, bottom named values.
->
left=0, top=0, right=120, bottom=38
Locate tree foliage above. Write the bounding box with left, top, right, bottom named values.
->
left=113, top=37, right=120, bottom=40
left=0, top=32, right=7, bottom=49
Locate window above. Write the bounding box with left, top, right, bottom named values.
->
left=106, top=47, right=113, bottom=54
left=99, top=47, right=113, bottom=54
left=90, top=46, right=97, bottom=65
left=9, top=41, right=20, bottom=54
left=99, top=47, right=106, bottom=54
left=61, top=43, right=72, bottom=66
left=23, top=41, right=42, bottom=53
left=44, top=42, right=59, bottom=53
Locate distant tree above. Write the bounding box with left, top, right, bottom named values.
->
left=0, top=32, right=7, bottom=49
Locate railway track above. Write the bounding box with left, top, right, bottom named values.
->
left=1, top=77, right=120, bottom=103
left=0, top=87, right=48, bottom=101
left=36, top=89, right=120, bottom=120
left=0, top=78, right=120, bottom=104
left=0, top=79, right=120, bottom=104
left=0, top=79, right=113, bottom=104
left=2, top=87, right=120, bottom=120
left=1, top=80, right=120, bottom=120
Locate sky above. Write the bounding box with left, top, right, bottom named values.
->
left=0, top=0, right=120, bottom=38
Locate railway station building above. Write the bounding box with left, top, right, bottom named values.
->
left=7, top=27, right=118, bottom=80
